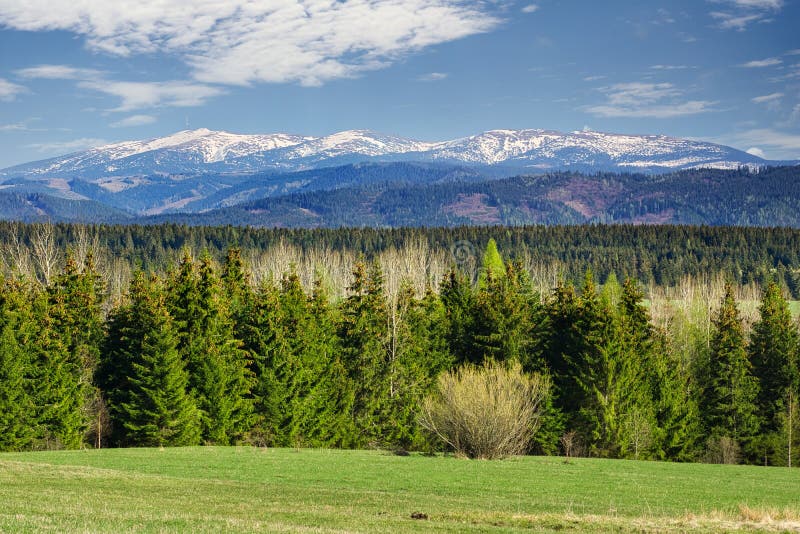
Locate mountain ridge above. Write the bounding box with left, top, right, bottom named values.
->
left=0, top=127, right=777, bottom=181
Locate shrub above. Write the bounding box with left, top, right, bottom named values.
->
left=418, top=360, right=550, bottom=459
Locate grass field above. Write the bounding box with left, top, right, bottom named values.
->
left=1, top=447, right=799, bottom=533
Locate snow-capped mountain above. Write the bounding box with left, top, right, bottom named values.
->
left=0, top=127, right=770, bottom=180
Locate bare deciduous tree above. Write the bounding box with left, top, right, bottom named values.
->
left=31, top=222, right=60, bottom=286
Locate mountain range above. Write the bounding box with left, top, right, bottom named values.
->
left=0, top=128, right=774, bottom=181
left=0, top=127, right=797, bottom=227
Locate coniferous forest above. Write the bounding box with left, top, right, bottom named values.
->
left=0, top=222, right=799, bottom=466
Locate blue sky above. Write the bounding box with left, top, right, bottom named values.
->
left=0, top=0, right=798, bottom=168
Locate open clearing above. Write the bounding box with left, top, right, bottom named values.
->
left=1, top=447, right=798, bottom=532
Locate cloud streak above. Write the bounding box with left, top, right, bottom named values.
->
left=585, top=82, right=716, bottom=119
left=26, top=137, right=107, bottom=155
left=15, top=63, right=224, bottom=112
left=78, top=80, right=225, bottom=112
left=751, top=92, right=782, bottom=104
left=417, top=72, right=448, bottom=82
left=708, top=0, right=783, bottom=30
left=16, top=64, right=104, bottom=80
left=0, top=78, right=25, bottom=101
left=0, top=1, right=502, bottom=87
left=739, top=57, right=781, bottom=68
left=110, top=114, right=157, bottom=128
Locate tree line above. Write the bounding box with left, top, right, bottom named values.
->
left=0, top=238, right=797, bottom=465
left=3, top=222, right=800, bottom=297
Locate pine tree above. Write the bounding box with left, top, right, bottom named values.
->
left=47, top=252, right=106, bottom=446
left=542, top=278, right=584, bottom=416
left=117, top=275, right=200, bottom=447
left=193, top=253, right=254, bottom=444
left=472, top=262, right=546, bottom=368
left=701, top=283, right=760, bottom=460
left=302, top=278, right=355, bottom=447
left=338, top=261, right=391, bottom=447
left=25, top=284, right=85, bottom=450
left=98, top=272, right=149, bottom=446
left=0, top=284, right=35, bottom=451
left=244, top=278, right=284, bottom=445
left=477, top=238, right=505, bottom=288
left=440, top=268, right=479, bottom=365
left=167, top=251, right=253, bottom=444
left=748, top=281, right=799, bottom=465
left=573, top=275, right=656, bottom=458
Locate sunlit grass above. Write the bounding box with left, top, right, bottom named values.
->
left=1, top=447, right=798, bottom=532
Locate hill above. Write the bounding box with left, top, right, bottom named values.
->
left=156, top=166, right=800, bottom=228
left=1, top=164, right=799, bottom=228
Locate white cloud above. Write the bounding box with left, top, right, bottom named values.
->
left=653, top=8, right=675, bottom=24
left=79, top=80, right=225, bottom=112
left=417, top=72, right=448, bottom=82
left=583, top=75, right=606, bottom=82
left=650, top=65, right=693, bottom=70
left=751, top=93, right=783, bottom=109
left=26, top=137, right=107, bottom=155
left=715, top=128, right=800, bottom=160
left=0, top=1, right=502, bottom=87
left=711, top=11, right=763, bottom=29
left=739, top=57, right=782, bottom=68
left=13, top=63, right=222, bottom=111
left=585, top=82, right=716, bottom=118
left=709, top=0, right=783, bottom=30
left=787, top=49, right=800, bottom=56
left=521, top=4, right=539, bottom=13
left=110, top=114, right=157, bottom=128
left=0, top=122, right=28, bottom=132
left=16, top=64, right=104, bottom=79
left=0, top=78, right=26, bottom=101
left=746, top=147, right=766, bottom=158
left=724, top=0, right=782, bottom=8
left=768, top=63, right=800, bottom=82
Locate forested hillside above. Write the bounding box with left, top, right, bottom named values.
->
left=2, top=166, right=799, bottom=228
left=0, top=227, right=798, bottom=465
left=177, top=166, right=800, bottom=228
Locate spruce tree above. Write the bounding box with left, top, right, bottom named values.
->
left=303, top=278, right=355, bottom=447
left=0, top=298, right=34, bottom=450
left=573, top=274, right=656, bottom=458
left=117, top=275, right=200, bottom=447
left=47, top=252, right=105, bottom=446
left=748, top=281, right=799, bottom=465
left=472, top=261, right=546, bottom=368
left=440, top=268, right=479, bottom=365
left=27, top=285, right=85, bottom=449
left=167, top=251, right=253, bottom=444
left=338, top=261, right=391, bottom=447
left=542, top=278, right=584, bottom=416
left=193, top=253, right=254, bottom=444
left=701, top=283, right=760, bottom=460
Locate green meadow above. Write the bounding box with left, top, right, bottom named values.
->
left=1, top=447, right=798, bottom=533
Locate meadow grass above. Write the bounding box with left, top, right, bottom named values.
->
left=1, top=447, right=798, bottom=532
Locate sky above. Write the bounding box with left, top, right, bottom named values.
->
left=0, top=0, right=798, bottom=168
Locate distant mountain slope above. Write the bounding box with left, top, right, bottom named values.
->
left=0, top=162, right=511, bottom=217
left=145, top=166, right=800, bottom=228
left=0, top=191, right=132, bottom=223
left=0, top=128, right=774, bottom=185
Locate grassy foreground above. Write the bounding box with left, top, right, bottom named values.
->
left=1, top=447, right=798, bottom=533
